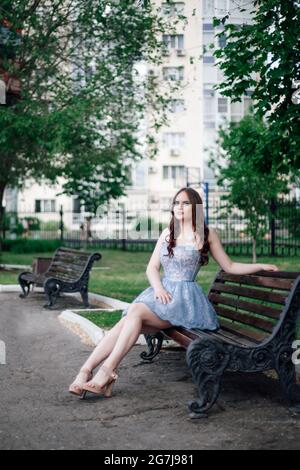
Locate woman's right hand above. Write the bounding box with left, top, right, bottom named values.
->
left=154, top=287, right=172, bottom=304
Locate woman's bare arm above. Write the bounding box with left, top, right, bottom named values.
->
left=146, top=228, right=172, bottom=303
left=208, top=228, right=279, bottom=274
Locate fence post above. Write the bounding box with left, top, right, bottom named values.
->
left=270, top=198, right=276, bottom=257
left=204, top=182, right=209, bottom=225
left=59, top=205, right=64, bottom=242
left=121, top=203, right=126, bottom=251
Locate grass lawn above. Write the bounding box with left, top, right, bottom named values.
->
left=80, top=310, right=123, bottom=329
left=1, top=248, right=300, bottom=299
left=1, top=248, right=299, bottom=336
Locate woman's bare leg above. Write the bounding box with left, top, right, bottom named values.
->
left=77, top=308, right=162, bottom=373
left=87, top=303, right=172, bottom=388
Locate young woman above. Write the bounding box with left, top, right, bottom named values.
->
left=69, top=187, right=279, bottom=398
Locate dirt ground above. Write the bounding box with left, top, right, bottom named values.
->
left=0, top=291, right=299, bottom=450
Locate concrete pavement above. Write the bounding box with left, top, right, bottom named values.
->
left=0, top=291, right=299, bottom=450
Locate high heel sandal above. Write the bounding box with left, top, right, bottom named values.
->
left=81, top=365, right=119, bottom=399
left=69, top=367, right=93, bottom=397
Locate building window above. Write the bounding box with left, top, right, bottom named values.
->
left=203, top=0, right=215, bottom=16
left=216, top=0, right=228, bottom=14
left=163, top=165, right=186, bottom=181
left=35, top=199, right=56, bottom=213
left=218, top=32, right=226, bottom=48
left=163, top=67, right=184, bottom=81
left=162, top=34, right=184, bottom=50
left=35, top=200, right=41, bottom=213
left=203, top=56, right=215, bottom=64
left=203, top=23, right=214, bottom=31
left=231, top=100, right=243, bottom=121
left=204, top=92, right=216, bottom=127
left=169, top=99, right=185, bottom=113
left=243, top=96, right=252, bottom=114
left=218, top=97, right=228, bottom=113
left=163, top=132, right=185, bottom=148
left=204, top=122, right=216, bottom=129
left=203, top=1, right=229, bottom=17
left=73, top=197, right=81, bottom=214
left=162, top=2, right=185, bottom=16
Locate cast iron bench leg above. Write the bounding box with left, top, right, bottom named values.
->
left=43, top=279, right=60, bottom=309
left=186, top=338, right=230, bottom=419
left=275, top=345, right=300, bottom=413
left=18, top=273, right=32, bottom=298
left=80, top=285, right=90, bottom=308
left=140, top=333, right=164, bottom=361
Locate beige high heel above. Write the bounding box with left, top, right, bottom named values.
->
left=82, top=365, right=119, bottom=399
left=69, top=367, right=93, bottom=397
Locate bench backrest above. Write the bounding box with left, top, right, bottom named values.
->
left=45, top=247, right=100, bottom=283
left=208, top=270, right=300, bottom=344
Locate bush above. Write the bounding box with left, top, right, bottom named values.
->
left=1, top=239, right=62, bottom=253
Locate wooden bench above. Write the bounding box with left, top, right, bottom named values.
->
left=18, top=247, right=101, bottom=308
left=141, top=269, right=300, bottom=418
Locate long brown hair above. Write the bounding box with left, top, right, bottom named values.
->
left=164, top=187, right=210, bottom=266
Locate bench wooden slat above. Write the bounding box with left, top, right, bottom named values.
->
left=218, top=318, right=266, bottom=343
left=214, top=305, right=275, bottom=333
left=217, top=272, right=294, bottom=290
left=210, top=282, right=287, bottom=305
left=163, top=328, right=192, bottom=348
left=49, top=263, right=87, bottom=275
left=52, top=256, right=89, bottom=266
left=208, top=292, right=282, bottom=319
left=183, top=326, right=255, bottom=347
left=244, top=270, right=300, bottom=279
left=46, top=272, right=79, bottom=282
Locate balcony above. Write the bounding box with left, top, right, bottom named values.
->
left=176, top=49, right=186, bottom=57
left=170, top=148, right=181, bottom=157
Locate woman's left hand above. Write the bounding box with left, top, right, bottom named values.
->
left=259, top=264, right=279, bottom=271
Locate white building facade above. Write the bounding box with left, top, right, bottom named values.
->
left=4, top=1, right=254, bottom=235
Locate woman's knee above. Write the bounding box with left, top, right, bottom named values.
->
left=126, top=303, right=146, bottom=321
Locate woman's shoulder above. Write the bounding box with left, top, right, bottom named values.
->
left=160, top=227, right=170, bottom=242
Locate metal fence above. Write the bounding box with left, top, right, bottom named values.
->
left=2, top=191, right=300, bottom=257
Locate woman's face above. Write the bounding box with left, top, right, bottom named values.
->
left=173, top=191, right=193, bottom=222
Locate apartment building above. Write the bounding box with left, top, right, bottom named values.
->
left=4, top=1, right=254, bottom=231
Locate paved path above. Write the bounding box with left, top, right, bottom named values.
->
left=0, top=292, right=299, bottom=450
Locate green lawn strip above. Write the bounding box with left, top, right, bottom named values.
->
left=1, top=248, right=299, bottom=338
left=0, top=270, right=23, bottom=284
left=79, top=310, right=123, bottom=329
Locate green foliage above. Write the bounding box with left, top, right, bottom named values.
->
left=213, top=0, right=300, bottom=174
left=276, top=198, right=300, bottom=239
left=39, top=220, right=60, bottom=231
left=0, top=0, right=183, bottom=215
left=209, top=114, right=290, bottom=258
left=2, top=239, right=61, bottom=253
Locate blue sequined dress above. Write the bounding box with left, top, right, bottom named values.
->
left=121, top=241, right=219, bottom=331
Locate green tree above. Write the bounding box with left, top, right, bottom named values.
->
left=213, top=0, right=300, bottom=174
left=209, top=114, right=290, bottom=262
left=0, top=0, right=183, bottom=236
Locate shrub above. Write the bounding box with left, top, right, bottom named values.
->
left=2, top=239, right=62, bottom=253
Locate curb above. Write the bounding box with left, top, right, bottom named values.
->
left=0, top=264, right=30, bottom=270
left=58, top=309, right=147, bottom=347
left=0, top=285, right=129, bottom=310
left=0, top=284, right=178, bottom=350
left=0, top=284, right=44, bottom=293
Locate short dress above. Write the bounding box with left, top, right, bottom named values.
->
left=121, top=241, right=219, bottom=331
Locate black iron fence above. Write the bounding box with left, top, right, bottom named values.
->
left=1, top=192, right=300, bottom=257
